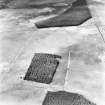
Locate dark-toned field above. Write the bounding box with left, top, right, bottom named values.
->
left=43, top=91, right=96, bottom=105
left=24, top=53, right=61, bottom=84
left=36, top=0, right=92, bottom=28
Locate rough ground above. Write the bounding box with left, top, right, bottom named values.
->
left=0, top=0, right=105, bottom=105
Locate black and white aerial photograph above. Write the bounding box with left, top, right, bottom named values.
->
left=0, top=0, right=105, bottom=105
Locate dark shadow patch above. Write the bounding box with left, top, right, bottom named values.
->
left=24, top=53, right=61, bottom=84
left=43, top=91, right=96, bottom=105
left=70, top=52, right=102, bottom=65
left=69, top=43, right=103, bottom=65
left=36, top=0, right=92, bottom=28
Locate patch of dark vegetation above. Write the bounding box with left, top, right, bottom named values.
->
left=0, top=0, right=13, bottom=9
left=36, top=0, right=92, bottom=28
left=24, top=53, right=61, bottom=84
left=4, top=0, right=76, bottom=9
left=43, top=91, right=96, bottom=105
left=10, top=2, right=68, bottom=9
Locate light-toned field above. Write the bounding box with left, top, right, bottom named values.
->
left=0, top=0, right=105, bottom=105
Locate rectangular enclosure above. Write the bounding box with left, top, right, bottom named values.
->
left=24, top=53, right=61, bottom=84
